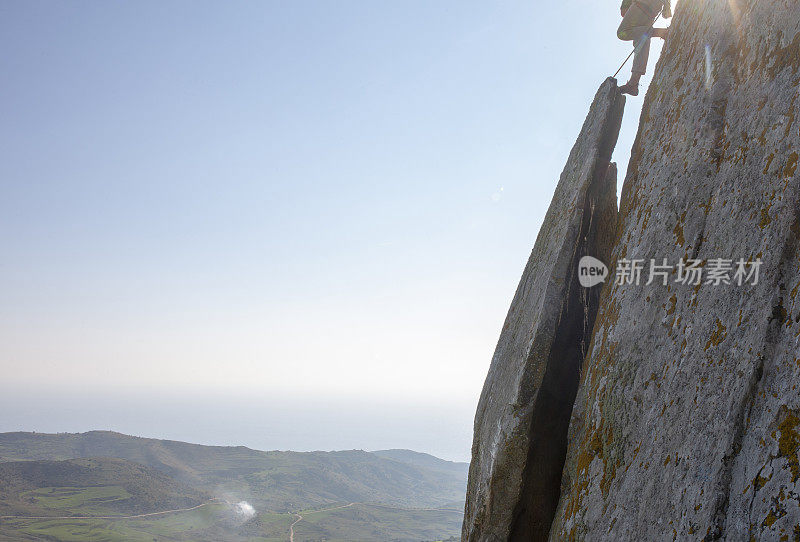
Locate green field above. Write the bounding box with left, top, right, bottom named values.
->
left=0, top=502, right=461, bottom=541
left=21, top=485, right=133, bottom=515
left=292, top=503, right=463, bottom=542
left=0, top=503, right=251, bottom=541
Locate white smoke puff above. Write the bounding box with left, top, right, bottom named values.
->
left=234, top=501, right=256, bottom=519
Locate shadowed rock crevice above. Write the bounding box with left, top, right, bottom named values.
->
left=509, top=161, right=619, bottom=542
left=462, top=78, right=624, bottom=542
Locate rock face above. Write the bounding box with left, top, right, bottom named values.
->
left=465, top=0, right=800, bottom=540
left=550, top=0, right=800, bottom=539
left=462, top=78, right=624, bottom=542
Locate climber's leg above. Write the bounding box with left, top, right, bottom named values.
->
left=617, top=1, right=661, bottom=95
left=631, top=34, right=651, bottom=78
left=618, top=33, right=650, bottom=95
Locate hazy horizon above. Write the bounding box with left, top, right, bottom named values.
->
left=0, top=387, right=474, bottom=462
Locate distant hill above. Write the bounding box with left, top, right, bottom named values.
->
left=0, top=431, right=467, bottom=512
left=0, top=457, right=208, bottom=517
left=372, top=449, right=469, bottom=477
left=0, top=431, right=467, bottom=541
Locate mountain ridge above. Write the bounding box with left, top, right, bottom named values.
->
left=0, top=430, right=467, bottom=512
left=0, top=430, right=467, bottom=541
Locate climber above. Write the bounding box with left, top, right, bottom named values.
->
left=617, top=0, right=672, bottom=95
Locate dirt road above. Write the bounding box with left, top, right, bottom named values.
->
left=0, top=498, right=220, bottom=521
left=288, top=502, right=354, bottom=542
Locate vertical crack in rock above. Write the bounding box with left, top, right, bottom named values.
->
left=509, top=164, right=620, bottom=542
left=705, top=354, right=765, bottom=540
left=462, top=78, right=624, bottom=542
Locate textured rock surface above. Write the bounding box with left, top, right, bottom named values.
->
left=462, top=78, right=623, bottom=541
left=550, top=0, right=800, bottom=540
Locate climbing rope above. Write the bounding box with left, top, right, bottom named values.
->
left=612, top=49, right=638, bottom=79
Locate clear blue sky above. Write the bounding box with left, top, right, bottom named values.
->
left=0, top=1, right=665, bottom=460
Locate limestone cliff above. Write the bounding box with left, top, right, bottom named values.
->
left=464, top=0, right=800, bottom=540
